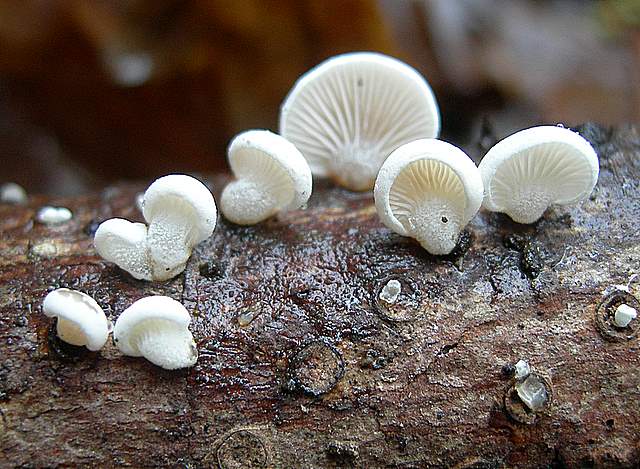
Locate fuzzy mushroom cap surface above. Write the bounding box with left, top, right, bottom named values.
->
left=113, top=296, right=197, bottom=370
left=94, top=218, right=152, bottom=281
left=478, top=126, right=599, bottom=224
left=143, top=174, right=217, bottom=244
left=220, top=130, right=312, bottom=225
left=374, top=139, right=483, bottom=255
left=279, top=52, right=440, bottom=191
left=43, top=288, right=111, bottom=351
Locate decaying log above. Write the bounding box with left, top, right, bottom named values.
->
left=1, top=124, right=639, bottom=468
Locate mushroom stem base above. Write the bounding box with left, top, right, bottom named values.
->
left=147, top=211, right=193, bottom=280
left=408, top=197, right=462, bottom=255
left=134, top=321, right=198, bottom=370
left=220, top=180, right=278, bottom=225
left=505, top=186, right=553, bottom=224
left=328, top=143, right=381, bottom=191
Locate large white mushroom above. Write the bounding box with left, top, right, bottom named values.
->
left=374, top=139, right=483, bottom=255
left=478, top=126, right=599, bottom=224
left=113, top=296, right=197, bottom=370
left=279, top=52, right=440, bottom=191
left=220, top=130, right=312, bottom=225
left=43, top=288, right=111, bottom=351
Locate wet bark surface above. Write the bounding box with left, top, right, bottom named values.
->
left=1, top=124, right=639, bottom=468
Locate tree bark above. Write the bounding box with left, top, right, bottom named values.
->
left=1, top=124, right=639, bottom=468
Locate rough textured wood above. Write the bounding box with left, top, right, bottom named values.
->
left=1, top=124, right=639, bottom=468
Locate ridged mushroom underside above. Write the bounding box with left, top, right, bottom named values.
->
left=222, top=149, right=296, bottom=225
left=283, top=62, right=437, bottom=191
left=235, top=148, right=295, bottom=207
left=489, top=142, right=594, bottom=223
left=389, top=159, right=465, bottom=255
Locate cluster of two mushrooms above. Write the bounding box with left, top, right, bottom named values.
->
left=95, top=174, right=217, bottom=281
left=43, top=289, right=197, bottom=370
left=278, top=52, right=599, bottom=255
left=375, top=126, right=599, bottom=255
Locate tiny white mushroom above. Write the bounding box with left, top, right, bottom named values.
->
left=614, top=304, right=637, bottom=328
left=43, top=288, right=111, bottom=351
left=143, top=175, right=217, bottom=280
left=113, top=296, right=197, bottom=370
left=0, top=182, right=28, bottom=205
left=514, top=359, right=530, bottom=380
left=374, top=139, right=483, bottom=255
left=379, top=279, right=402, bottom=304
left=478, top=126, right=599, bottom=224
left=220, top=130, right=312, bottom=225
left=280, top=52, right=440, bottom=191
left=94, top=218, right=152, bottom=280
left=515, top=374, right=549, bottom=412
left=36, top=206, right=73, bottom=225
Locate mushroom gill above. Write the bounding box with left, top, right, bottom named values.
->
left=280, top=53, right=440, bottom=191
left=221, top=146, right=295, bottom=224
left=488, top=141, right=596, bottom=224
left=389, top=159, right=466, bottom=255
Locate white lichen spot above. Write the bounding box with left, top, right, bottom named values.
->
left=237, top=308, right=259, bottom=327
left=614, top=304, right=637, bottom=328
left=36, top=206, right=72, bottom=225
left=514, top=359, right=530, bottom=380
left=515, top=375, right=548, bottom=412
left=0, top=182, right=27, bottom=205
left=379, top=279, right=402, bottom=304
left=30, top=242, right=58, bottom=258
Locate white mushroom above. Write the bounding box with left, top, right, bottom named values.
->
left=0, top=182, right=28, bottom=205
left=94, top=219, right=152, bottom=280
left=94, top=174, right=217, bottom=281
left=374, top=139, right=483, bottom=255
left=43, top=288, right=111, bottom=351
left=515, top=374, right=549, bottom=412
left=614, top=304, right=637, bottom=328
left=143, top=175, right=217, bottom=279
left=279, top=52, right=440, bottom=191
left=514, top=359, right=531, bottom=380
left=220, top=130, right=312, bottom=225
left=478, top=126, right=599, bottom=224
left=113, top=296, right=197, bottom=370
left=36, top=206, right=73, bottom=225
left=379, top=279, right=401, bottom=304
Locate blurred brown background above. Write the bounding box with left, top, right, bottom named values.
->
left=0, top=0, right=638, bottom=195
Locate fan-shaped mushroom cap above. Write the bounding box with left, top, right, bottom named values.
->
left=94, top=218, right=152, bottom=280
left=43, top=288, right=111, bottom=351
left=280, top=52, right=440, bottom=191
left=375, top=139, right=483, bottom=255
left=113, top=296, right=197, bottom=370
left=220, top=130, right=312, bottom=225
left=478, top=126, right=599, bottom=224
left=143, top=174, right=217, bottom=279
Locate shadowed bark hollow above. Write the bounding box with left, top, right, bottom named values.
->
left=1, top=124, right=639, bottom=467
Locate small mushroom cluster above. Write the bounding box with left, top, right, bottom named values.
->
left=44, top=289, right=197, bottom=370
left=95, top=174, right=217, bottom=281
left=372, top=125, right=598, bottom=254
